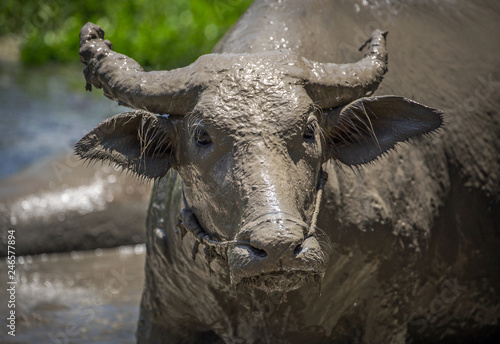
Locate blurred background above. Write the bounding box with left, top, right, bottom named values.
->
left=0, top=1, right=251, bottom=343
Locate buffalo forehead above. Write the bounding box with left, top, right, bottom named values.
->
left=196, top=63, right=313, bottom=137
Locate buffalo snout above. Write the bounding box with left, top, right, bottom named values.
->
left=228, top=214, right=327, bottom=292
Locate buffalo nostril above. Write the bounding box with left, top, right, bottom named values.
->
left=293, top=244, right=303, bottom=256
left=249, top=245, right=267, bottom=258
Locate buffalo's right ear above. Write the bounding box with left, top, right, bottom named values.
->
left=75, top=111, right=176, bottom=179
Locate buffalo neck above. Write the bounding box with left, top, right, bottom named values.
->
left=213, top=0, right=352, bottom=63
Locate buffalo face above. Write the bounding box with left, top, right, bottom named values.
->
left=177, top=75, right=328, bottom=291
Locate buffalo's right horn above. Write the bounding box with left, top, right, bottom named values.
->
left=79, top=22, right=204, bottom=115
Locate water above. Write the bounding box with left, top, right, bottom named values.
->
left=0, top=246, right=145, bottom=343
left=0, top=62, right=127, bottom=179
left=0, top=60, right=143, bottom=342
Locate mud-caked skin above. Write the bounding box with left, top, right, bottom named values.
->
left=76, top=0, right=500, bottom=343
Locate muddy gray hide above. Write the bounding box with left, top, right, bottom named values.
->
left=0, top=152, right=151, bottom=255
left=76, top=0, right=500, bottom=343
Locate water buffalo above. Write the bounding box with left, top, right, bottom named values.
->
left=0, top=152, right=150, bottom=255
left=76, top=0, right=500, bottom=342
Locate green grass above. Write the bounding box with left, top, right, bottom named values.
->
left=0, top=0, right=252, bottom=69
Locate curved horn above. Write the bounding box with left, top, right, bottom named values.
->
left=79, top=22, right=203, bottom=115
left=303, top=30, right=388, bottom=109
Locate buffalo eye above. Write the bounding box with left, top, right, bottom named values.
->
left=194, top=128, right=212, bottom=147
left=303, top=123, right=315, bottom=140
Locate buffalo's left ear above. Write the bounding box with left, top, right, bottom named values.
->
left=322, top=96, right=443, bottom=165
left=75, top=110, right=176, bottom=179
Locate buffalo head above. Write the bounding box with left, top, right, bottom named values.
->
left=76, top=23, right=442, bottom=293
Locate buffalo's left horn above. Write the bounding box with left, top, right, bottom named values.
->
left=303, top=30, right=388, bottom=109
left=79, top=22, right=203, bottom=115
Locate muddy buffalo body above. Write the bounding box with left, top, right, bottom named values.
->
left=76, top=0, right=500, bottom=343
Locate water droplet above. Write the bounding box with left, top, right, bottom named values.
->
left=70, top=251, right=81, bottom=260
left=119, top=245, right=134, bottom=256
left=134, top=244, right=146, bottom=255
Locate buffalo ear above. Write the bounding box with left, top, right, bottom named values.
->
left=323, top=96, right=443, bottom=165
left=75, top=110, right=176, bottom=179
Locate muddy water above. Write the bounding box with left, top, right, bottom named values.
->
left=0, top=52, right=147, bottom=343
left=0, top=245, right=145, bottom=343
left=0, top=61, right=148, bottom=341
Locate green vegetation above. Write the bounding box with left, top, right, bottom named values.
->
left=0, top=0, right=252, bottom=69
